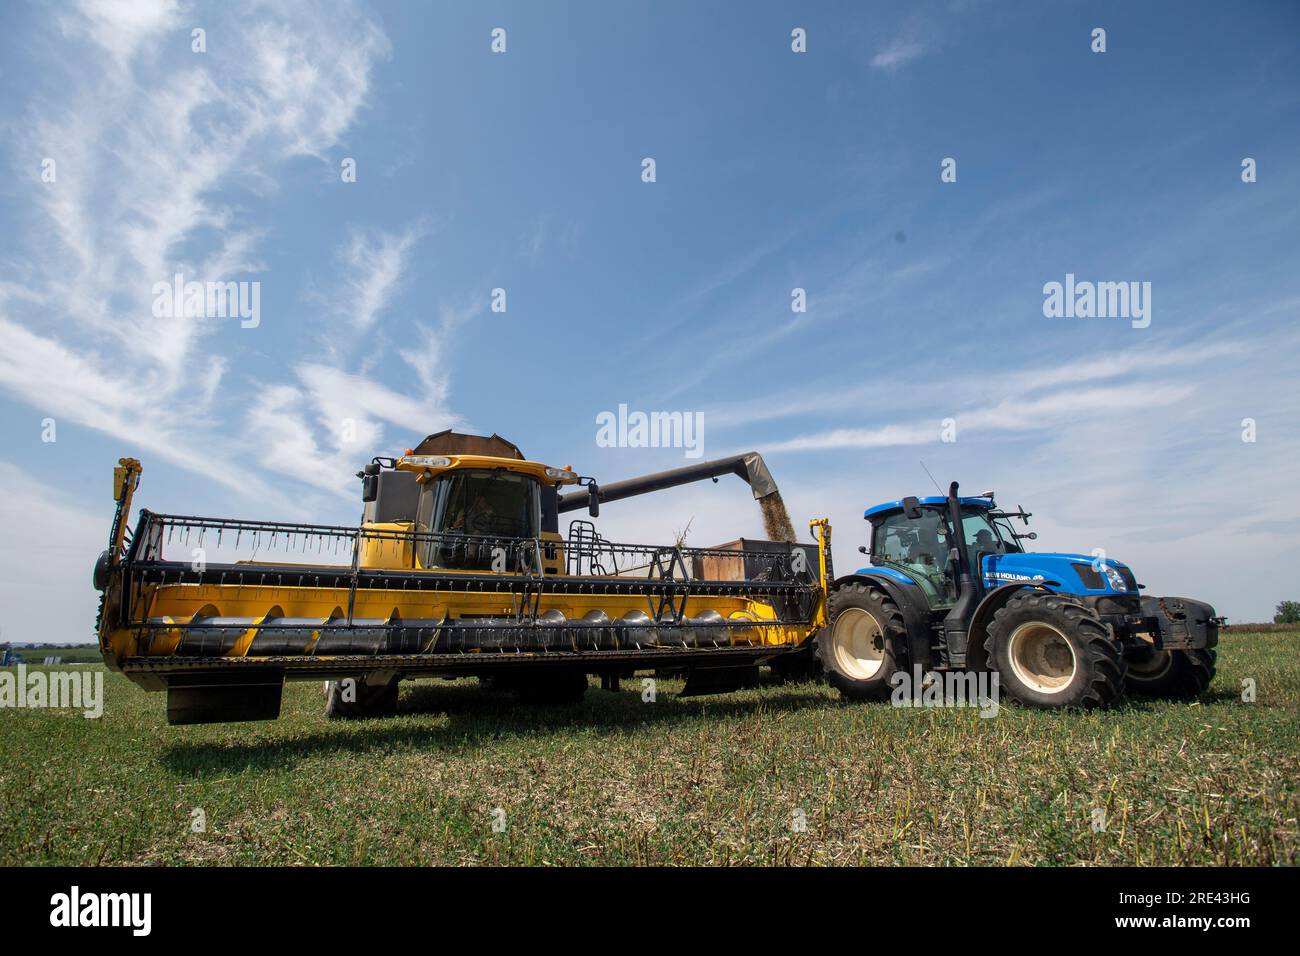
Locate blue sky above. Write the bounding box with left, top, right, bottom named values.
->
left=0, top=0, right=1297, bottom=640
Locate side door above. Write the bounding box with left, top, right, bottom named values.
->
left=871, top=509, right=957, bottom=609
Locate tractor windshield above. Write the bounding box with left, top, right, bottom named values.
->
left=992, top=516, right=1024, bottom=553
left=959, top=510, right=1009, bottom=559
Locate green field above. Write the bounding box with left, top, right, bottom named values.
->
left=1, top=629, right=1296, bottom=866
left=1, top=644, right=102, bottom=665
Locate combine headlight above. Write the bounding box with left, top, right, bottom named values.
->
left=401, top=455, right=451, bottom=468
left=545, top=467, right=580, bottom=483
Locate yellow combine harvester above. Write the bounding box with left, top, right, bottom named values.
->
left=94, top=432, right=830, bottom=724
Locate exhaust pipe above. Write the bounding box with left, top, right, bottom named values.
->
left=943, top=481, right=980, bottom=665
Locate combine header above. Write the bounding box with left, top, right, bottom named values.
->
left=94, top=433, right=827, bottom=724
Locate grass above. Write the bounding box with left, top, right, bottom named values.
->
left=1, top=629, right=1296, bottom=866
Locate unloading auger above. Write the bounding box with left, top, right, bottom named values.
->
left=93, top=432, right=830, bottom=724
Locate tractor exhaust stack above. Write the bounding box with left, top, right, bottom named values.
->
left=942, top=480, right=980, bottom=666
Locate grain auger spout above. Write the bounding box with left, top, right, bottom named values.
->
left=558, top=452, right=796, bottom=543
left=93, top=433, right=829, bottom=725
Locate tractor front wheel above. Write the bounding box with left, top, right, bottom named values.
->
left=816, top=584, right=907, bottom=701
left=984, top=592, right=1125, bottom=709
left=1123, top=645, right=1216, bottom=699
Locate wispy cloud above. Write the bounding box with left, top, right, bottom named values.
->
left=247, top=361, right=464, bottom=497
left=0, top=0, right=391, bottom=498
left=870, top=37, right=928, bottom=71
left=335, top=222, right=428, bottom=331
left=523, top=215, right=549, bottom=259
left=705, top=337, right=1250, bottom=434
left=246, top=217, right=476, bottom=496
left=764, top=383, right=1194, bottom=452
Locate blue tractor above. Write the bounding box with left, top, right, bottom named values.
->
left=815, top=482, right=1219, bottom=709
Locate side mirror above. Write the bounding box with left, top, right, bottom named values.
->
left=360, top=462, right=380, bottom=503
left=857, top=545, right=867, bottom=555
left=587, top=482, right=600, bottom=518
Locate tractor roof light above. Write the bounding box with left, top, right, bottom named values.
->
left=400, top=455, right=451, bottom=468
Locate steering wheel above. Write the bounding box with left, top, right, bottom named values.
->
left=469, top=512, right=524, bottom=537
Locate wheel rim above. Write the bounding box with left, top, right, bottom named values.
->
left=831, top=607, right=886, bottom=680
left=1126, top=643, right=1174, bottom=681
left=1006, top=621, right=1077, bottom=694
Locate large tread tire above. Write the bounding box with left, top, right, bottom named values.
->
left=1124, top=646, right=1216, bottom=699
left=985, top=592, right=1126, bottom=709
left=815, top=584, right=908, bottom=702
left=324, top=677, right=400, bottom=719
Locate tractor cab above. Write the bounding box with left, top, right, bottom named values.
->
left=863, top=495, right=1018, bottom=608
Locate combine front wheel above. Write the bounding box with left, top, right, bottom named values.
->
left=984, top=592, right=1126, bottom=709
left=816, top=584, right=907, bottom=701
left=1124, top=645, right=1215, bottom=699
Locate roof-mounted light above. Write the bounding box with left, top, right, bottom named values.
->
left=401, top=455, right=451, bottom=468
left=545, top=466, right=580, bottom=483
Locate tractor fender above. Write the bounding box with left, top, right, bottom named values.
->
left=967, top=583, right=1054, bottom=671
left=830, top=573, right=934, bottom=671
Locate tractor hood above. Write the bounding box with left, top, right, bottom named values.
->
left=981, top=552, right=1139, bottom=594
left=856, top=551, right=1140, bottom=597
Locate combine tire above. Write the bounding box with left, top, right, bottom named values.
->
left=1124, top=646, right=1216, bottom=699
left=324, top=677, right=400, bottom=719
left=513, top=669, right=589, bottom=705
left=984, top=592, right=1125, bottom=709
left=816, top=584, right=907, bottom=701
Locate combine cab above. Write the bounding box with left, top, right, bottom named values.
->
left=94, top=433, right=828, bottom=724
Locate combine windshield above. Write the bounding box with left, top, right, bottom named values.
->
left=416, top=469, right=541, bottom=569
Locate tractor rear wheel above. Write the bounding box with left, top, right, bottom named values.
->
left=816, top=584, right=907, bottom=701
left=324, top=677, right=400, bottom=719
left=1124, top=645, right=1216, bottom=699
left=984, top=592, right=1125, bottom=709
